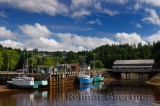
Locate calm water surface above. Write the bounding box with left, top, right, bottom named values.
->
left=0, top=81, right=160, bottom=106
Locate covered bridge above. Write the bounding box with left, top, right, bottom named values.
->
left=113, top=59, right=155, bottom=73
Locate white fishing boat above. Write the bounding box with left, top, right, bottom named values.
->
left=7, top=76, right=36, bottom=89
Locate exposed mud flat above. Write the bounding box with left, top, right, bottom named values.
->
left=147, top=75, right=160, bottom=86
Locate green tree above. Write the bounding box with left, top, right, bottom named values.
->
left=2, top=50, right=20, bottom=71
left=28, top=57, right=37, bottom=69
left=65, top=51, right=76, bottom=63
left=0, top=51, right=3, bottom=70
left=90, top=60, right=104, bottom=69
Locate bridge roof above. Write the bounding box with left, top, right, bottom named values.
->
left=114, top=59, right=154, bottom=65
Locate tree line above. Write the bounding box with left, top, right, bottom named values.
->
left=0, top=41, right=160, bottom=71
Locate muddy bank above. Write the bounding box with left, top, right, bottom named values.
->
left=103, top=77, right=115, bottom=82
left=0, top=85, right=17, bottom=92
left=146, top=74, right=160, bottom=85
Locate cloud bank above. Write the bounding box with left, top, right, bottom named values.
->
left=0, top=23, right=160, bottom=51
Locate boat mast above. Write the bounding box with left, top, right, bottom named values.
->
left=93, top=54, right=96, bottom=75
left=26, top=50, right=28, bottom=76
left=23, top=48, right=25, bottom=75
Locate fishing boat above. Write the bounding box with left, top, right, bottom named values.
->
left=7, top=75, right=49, bottom=89
left=7, top=76, right=35, bottom=89
left=34, top=80, right=48, bottom=88
left=94, top=74, right=104, bottom=82
left=79, top=75, right=93, bottom=84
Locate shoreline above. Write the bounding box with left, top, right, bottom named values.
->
left=0, top=85, right=15, bottom=92
left=146, top=75, right=160, bottom=86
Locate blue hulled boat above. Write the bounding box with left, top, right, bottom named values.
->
left=79, top=75, right=93, bottom=84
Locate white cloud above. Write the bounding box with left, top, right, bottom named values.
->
left=104, top=0, right=128, bottom=4
left=140, top=0, right=160, bottom=7
left=134, top=3, right=142, bottom=10
left=104, top=9, right=119, bottom=16
left=0, top=0, right=68, bottom=16
left=95, top=2, right=101, bottom=10
left=87, top=19, right=102, bottom=25
left=19, top=23, right=52, bottom=38
left=135, top=24, right=142, bottom=29
left=24, top=37, right=59, bottom=51
left=71, top=9, right=91, bottom=18
left=0, top=27, right=17, bottom=39
left=71, top=0, right=94, bottom=8
left=145, top=31, right=160, bottom=43
left=0, top=11, right=8, bottom=18
left=142, top=8, right=160, bottom=25
left=54, top=33, right=118, bottom=50
left=115, top=32, right=146, bottom=45
left=0, top=39, right=24, bottom=49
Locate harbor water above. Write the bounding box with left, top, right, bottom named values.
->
left=0, top=81, right=160, bottom=106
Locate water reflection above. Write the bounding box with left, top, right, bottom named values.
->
left=0, top=82, right=160, bottom=106
left=80, top=84, right=94, bottom=90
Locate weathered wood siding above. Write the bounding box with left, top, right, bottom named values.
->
left=113, top=59, right=154, bottom=73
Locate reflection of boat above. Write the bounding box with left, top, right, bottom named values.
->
left=94, top=82, right=104, bottom=86
left=79, top=75, right=93, bottom=84
left=80, top=84, right=94, bottom=90
left=94, top=74, right=104, bottom=82
left=34, top=91, right=48, bottom=99
left=7, top=76, right=35, bottom=89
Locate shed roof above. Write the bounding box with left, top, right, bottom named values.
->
left=37, top=65, right=53, bottom=68
left=114, top=59, right=154, bottom=65
left=55, top=64, right=70, bottom=68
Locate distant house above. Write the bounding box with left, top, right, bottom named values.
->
left=62, top=51, right=67, bottom=58
left=113, top=59, right=155, bottom=73
left=54, top=63, right=80, bottom=72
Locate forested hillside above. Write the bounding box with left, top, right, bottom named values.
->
left=0, top=41, right=160, bottom=71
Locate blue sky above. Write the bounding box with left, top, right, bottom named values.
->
left=0, top=0, right=160, bottom=51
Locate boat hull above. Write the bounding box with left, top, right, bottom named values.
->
left=7, top=82, right=34, bottom=89
left=80, top=78, right=93, bottom=84
left=34, top=80, right=48, bottom=88
left=94, top=77, right=104, bottom=82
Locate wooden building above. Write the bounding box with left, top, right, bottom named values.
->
left=113, top=59, right=155, bottom=73
left=54, top=64, right=80, bottom=72
left=37, top=65, right=53, bottom=73
left=54, top=64, right=71, bottom=72
left=67, top=63, right=80, bottom=71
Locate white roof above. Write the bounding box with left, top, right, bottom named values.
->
left=114, top=59, right=154, bottom=65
